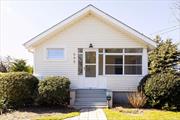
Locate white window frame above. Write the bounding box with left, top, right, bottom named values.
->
left=105, top=54, right=123, bottom=75
left=124, top=54, right=142, bottom=75
left=78, top=48, right=83, bottom=75
left=77, top=48, right=144, bottom=76
left=45, top=48, right=66, bottom=61
left=104, top=48, right=143, bottom=76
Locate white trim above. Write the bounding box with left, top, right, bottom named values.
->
left=44, top=47, right=66, bottom=61
left=104, top=48, right=143, bottom=75
left=83, top=48, right=98, bottom=77
left=24, top=5, right=156, bottom=50
left=78, top=48, right=145, bottom=77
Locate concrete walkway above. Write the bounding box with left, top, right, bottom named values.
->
left=65, top=108, right=107, bottom=120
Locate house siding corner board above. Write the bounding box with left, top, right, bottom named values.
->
left=33, top=15, right=147, bottom=91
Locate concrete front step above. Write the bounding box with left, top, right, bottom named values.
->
left=73, top=105, right=108, bottom=109
left=76, top=89, right=106, bottom=94
left=74, top=101, right=107, bottom=106
left=74, top=89, right=107, bottom=108
left=76, top=98, right=106, bottom=102
left=76, top=94, right=106, bottom=98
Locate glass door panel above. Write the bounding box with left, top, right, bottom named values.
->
left=85, top=51, right=96, bottom=77
left=85, top=65, right=96, bottom=77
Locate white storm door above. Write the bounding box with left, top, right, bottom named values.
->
left=83, top=49, right=98, bottom=88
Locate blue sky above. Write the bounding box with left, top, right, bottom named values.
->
left=0, top=0, right=180, bottom=65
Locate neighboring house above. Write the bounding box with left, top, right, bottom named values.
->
left=24, top=5, right=156, bottom=108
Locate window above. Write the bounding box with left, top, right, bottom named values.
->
left=77, top=48, right=143, bottom=76
left=105, top=55, right=123, bottom=74
left=99, top=49, right=103, bottom=53
left=124, top=55, right=142, bottom=75
left=78, top=48, right=83, bottom=75
left=47, top=48, right=64, bottom=60
left=125, top=48, right=143, bottom=53
left=105, top=48, right=123, bottom=53
left=99, top=54, right=103, bottom=75
left=104, top=48, right=143, bottom=75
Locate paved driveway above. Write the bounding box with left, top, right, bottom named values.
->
left=66, top=108, right=107, bottom=120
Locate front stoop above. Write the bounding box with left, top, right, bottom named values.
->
left=72, top=89, right=108, bottom=108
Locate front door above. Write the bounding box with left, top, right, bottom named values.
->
left=83, top=49, right=97, bottom=88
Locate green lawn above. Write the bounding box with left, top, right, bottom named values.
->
left=35, top=112, right=80, bottom=120
left=104, top=108, right=180, bottom=120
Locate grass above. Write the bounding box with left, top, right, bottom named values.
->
left=35, top=112, right=80, bottom=120
left=104, top=108, right=180, bottom=120
left=0, top=107, right=80, bottom=120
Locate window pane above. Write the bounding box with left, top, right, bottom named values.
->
left=125, top=66, right=142, bottom=74
left=85, top=52, right=96, bottom=63
left=125, top=55, right=142, bottom=64
left=99, top=49, right=103, bottom=53
left=99, top=54, right=103, bottom=75
left=47, top=48, right=64, bottom=59
left=105, top=66, right=122, bottom=74
left=78, top=54, right=83, bottom=75
left=105, top=49, right=123, bottom=53
left=125, top=48, right=143, bottom=53
left=78, top=48, right=83, bottom=53
left=85, top=65, right=96, bottom=77
left=106, top=55, right=123, bottom=64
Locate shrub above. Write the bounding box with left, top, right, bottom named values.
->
left=0, top=72, right=39, bottom=108
left=143, top=70, right=180, bottom=109
left=138, top=74, right=151, bottom=92
left=128, top=91, right=147, bottom=108
left=38, top=76, right=70, bottom=106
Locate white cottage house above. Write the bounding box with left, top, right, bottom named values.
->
left=24, top=5, right=156, bottom=108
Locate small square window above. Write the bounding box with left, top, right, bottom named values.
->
left=99, top=49, right=103, bottom=53
left=78, top=48, right=83, bottom=53
left=47, top=48, right=64, bottom=60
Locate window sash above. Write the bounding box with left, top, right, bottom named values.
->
left=105, top=65, right=123, bottom=75
left=125, top=48, right=143, bottom=53
left=124, top=65, right=142, bottom=75
left=105, top=48, right=123, bottom=53
left=47, top=48, right=64, bottom=60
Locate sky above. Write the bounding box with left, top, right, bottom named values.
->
left=0, top=0, right=180, bottom=65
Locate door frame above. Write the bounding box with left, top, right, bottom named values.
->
left=78, top=48, right=106, bottom=89
left=83, top=48, right=98, bottom=78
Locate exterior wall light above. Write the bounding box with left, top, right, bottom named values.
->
left=89, top=43, right=93, bottom=48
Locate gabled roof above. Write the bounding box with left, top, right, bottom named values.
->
left=24, top=4, right=156, bottom=51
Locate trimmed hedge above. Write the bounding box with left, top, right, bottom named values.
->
left=138, top=70, right=180, bottom=109
left=0, top=72, right=39, bottom=108
left=38, top=76, right=70, bottom=106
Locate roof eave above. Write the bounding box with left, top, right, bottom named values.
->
left=24, top=4, right=157, bottom=50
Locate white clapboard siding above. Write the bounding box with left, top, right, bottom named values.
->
left=33, top=14, right=147, bottom=91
